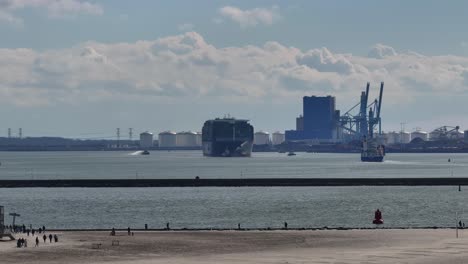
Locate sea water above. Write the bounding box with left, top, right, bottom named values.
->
left=0, top=151, right=466, bottom=228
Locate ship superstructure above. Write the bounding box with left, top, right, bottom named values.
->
left=202, top=118, right=254, bottom=157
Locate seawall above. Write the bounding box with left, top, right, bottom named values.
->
left=0, top=178, right=467, bottom=187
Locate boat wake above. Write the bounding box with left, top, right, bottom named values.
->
left=129, top=151, right=144, bottom=156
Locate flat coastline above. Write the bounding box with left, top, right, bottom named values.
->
left=1, top=229, right=468, bottom=263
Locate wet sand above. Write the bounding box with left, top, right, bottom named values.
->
left=1, top=229, right=467, bottom=263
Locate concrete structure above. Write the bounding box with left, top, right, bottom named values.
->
left=411, top=130, right=428, bottom=141
left=272, top=131, right=285, bottom=145
left=139, top=132, right=154, bottom=148
left=254, top=131, right=270, bottom=145
left=176, top=131, right=198, bottom=147
left=286, top=96, right=337, bottom=141
left=158, top=131, right=177, bottom=148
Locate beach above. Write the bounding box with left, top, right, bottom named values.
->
left=1, top=229, right=467, bottom=263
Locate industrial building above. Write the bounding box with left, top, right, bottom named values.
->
left=286, top=96, right=339, bottom=141
left=139, top=131, right=154, bottom=148
left=158, top=131, right=177, bottom=148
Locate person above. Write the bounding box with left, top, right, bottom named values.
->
left=24, top=239, right=27, bottom=248
left=166, top=222, right=170, bottom=230
left=38, top=227, right=42, bottom=234
left=110, top=228, right=116, bottom=236
left=284, top=222, right=288, bottom=229
left=42, top=226, right=46, bottom=233
left=459, top=221, right=462, bottom=228
left=17, top=239, right=21, bottom=248
left=49, top=234, right=52, bottom=243
left=128, top=227, right=131, bottom=236
left=35, top=237, right=39, bottom=247
left=54, top=234, right=58, bottom=243
left=43, top=234, right=46, bottom=243
left=27, top=229, right=30, bottom=236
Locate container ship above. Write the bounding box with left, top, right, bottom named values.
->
left=202, top=118, right=254, bottom=157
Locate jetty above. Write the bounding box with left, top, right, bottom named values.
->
left=0, top=178, right=467, bottom=187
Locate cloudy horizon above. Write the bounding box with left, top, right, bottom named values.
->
left=1, top=0, right=468, bottom=138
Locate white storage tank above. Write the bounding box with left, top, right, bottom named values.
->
left=158, top=131, right=177, bottom=147
left=176, top=131, right=198, bottom=147
left=385, top=131, right=400, bottom=145
left=139, top=131, right=154, bottom=148
left=271, top=131, right=285, bottom=145
left=254, top=131, right=270, bottom=145
left=196, top=132, right=202, bottom=146
left=449, top=130, right=464, bottom=140
left=400, top=131, right=411, bottom=144
left=411, top=130, right=428, bottom=141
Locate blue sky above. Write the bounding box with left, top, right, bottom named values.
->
left=1, top=0, right=468, bottom=138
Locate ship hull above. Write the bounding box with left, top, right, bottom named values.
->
left=203, top=141, right=253, bottom=157
left=361, top=156, right=384, bottom=162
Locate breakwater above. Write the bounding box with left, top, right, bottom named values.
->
left=0, top=178, right=468, bottom=187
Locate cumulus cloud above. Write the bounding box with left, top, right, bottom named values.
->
left=1, top=31, right=468, bottom=111
left=0, top=0, right=102, bottom=23
left=218, top=5, right=280, bottom=27
left=368, top=43, right=398, bottom=59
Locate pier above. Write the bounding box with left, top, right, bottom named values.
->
left=0, top=178, right=468, bottom=187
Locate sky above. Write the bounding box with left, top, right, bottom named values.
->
left=1, top=0, right=468, bottom=138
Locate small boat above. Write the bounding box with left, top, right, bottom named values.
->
left=141, top=150, right=150, bottom=155
left=287, top=152, right=296, bottom=156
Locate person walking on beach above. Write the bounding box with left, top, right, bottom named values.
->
left=49, top=234, right=52, bottom=243
left=128, top=227, right=131, bottom=235
left=54, top=234, right=58, bottom=243
left=35, top=237, right=39, bottom=247
left=42, top=226, right=46, bottom=233
left=42, top=234, right=47, bottom=243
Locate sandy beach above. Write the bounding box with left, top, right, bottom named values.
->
left=1, top=229, right=468, bottom=263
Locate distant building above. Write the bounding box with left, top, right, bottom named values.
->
left=286, top=96, right=338, bottom=141
left=139, top=132, right=153, bottom=148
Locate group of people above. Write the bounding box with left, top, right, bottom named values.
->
left=13, top=225, right=60, bottom=248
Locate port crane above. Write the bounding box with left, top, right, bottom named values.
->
left=339, top=82, right=384, bottom=141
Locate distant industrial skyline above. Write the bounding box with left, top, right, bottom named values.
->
left=1, top=0, right=468, bottom=138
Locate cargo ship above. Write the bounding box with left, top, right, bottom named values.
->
left=202, top=118, right=254, bottom=157
left=361, top=136, right=385, bottom=162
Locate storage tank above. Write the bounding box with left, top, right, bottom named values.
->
left=449, top=130, right=464, bottom=140
left=271, top=131, right=285, bottom=145
left=158, top=131, right=177, bottom=147
left=254, top=131, right=270, bottom=145
left=411, top=130, right=428, bottom=141
left=139, top=131, right=154, bottom=148
left=195, top=132, right=202, bottom=146
left=400, top=131, right=411, bottom=144
left=176, top=131, right=198, bottom=147
left=385, top=131, right=400, bottom=145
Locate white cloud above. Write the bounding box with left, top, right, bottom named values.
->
left=0, top=0, right=102, bottom=23
left=368, top=43, right=398, bottom=59
left=1, top=31, right=468, bottom=121
left=218, top=5, right=280, bottom=27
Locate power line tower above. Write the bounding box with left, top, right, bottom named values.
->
left=129, top=128, right=133, bottom=141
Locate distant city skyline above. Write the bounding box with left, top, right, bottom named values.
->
left=1, top=0, right=468, bottom=138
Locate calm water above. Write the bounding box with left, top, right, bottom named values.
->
left=0, top=151, right=467, bottom=229
left=0, top=151, right=465, bottom=179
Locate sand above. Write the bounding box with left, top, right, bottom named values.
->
left=1, top=229, right=467, bottom=263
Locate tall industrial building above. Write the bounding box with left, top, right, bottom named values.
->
left=286, top=96, right=339, bottom=141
